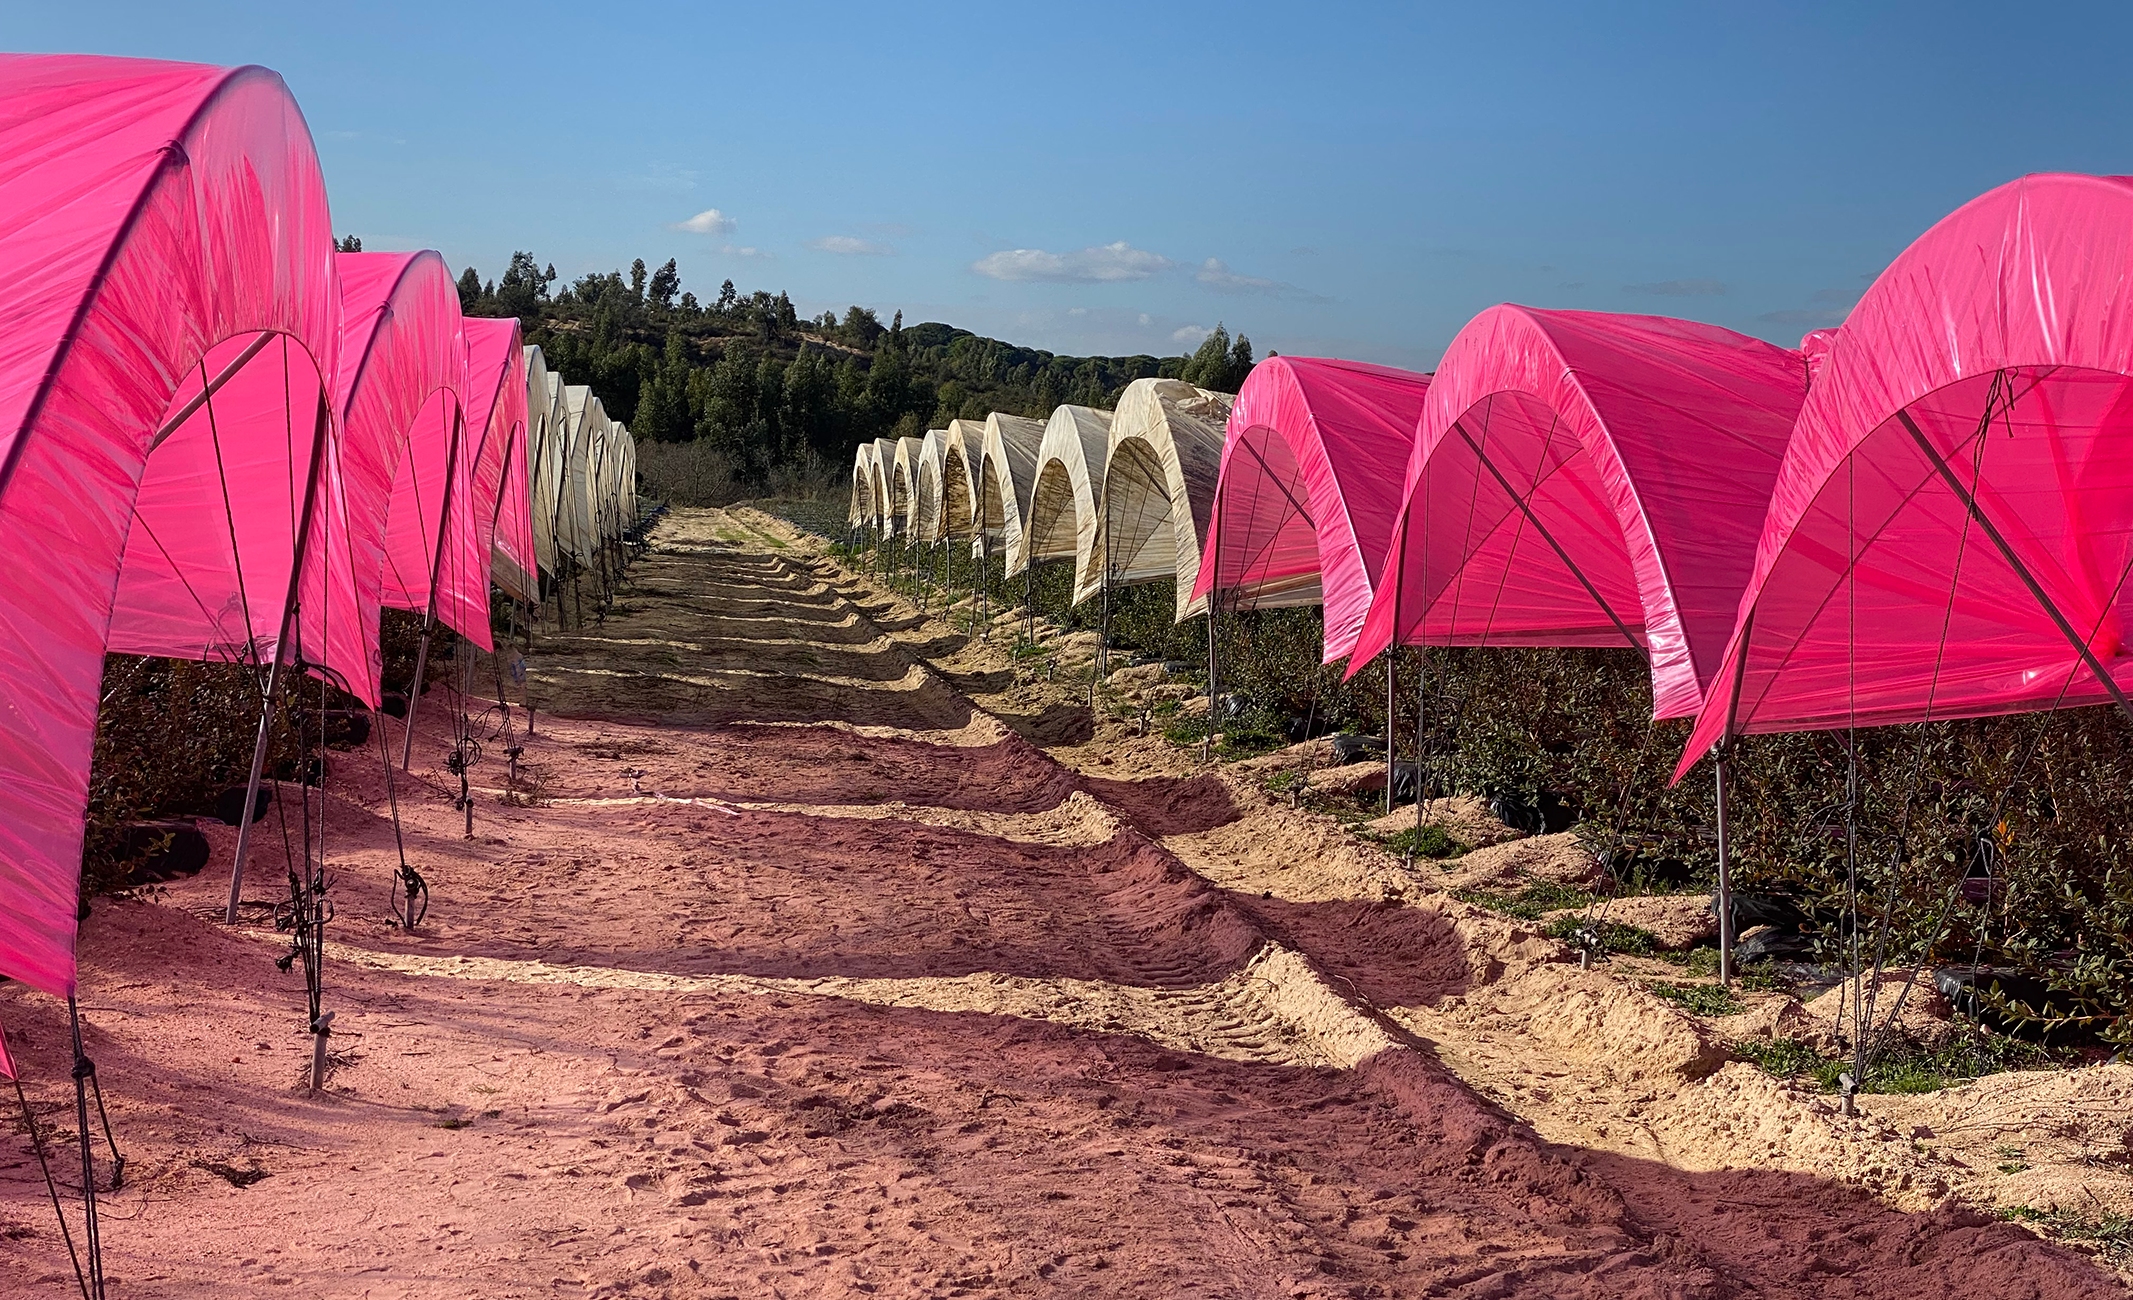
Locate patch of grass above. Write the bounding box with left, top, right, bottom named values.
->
left=1645, top=981, right=1745, bottom=1017
left=1731, top=1036, right=1843, bottom=1087
left=1999, top=1207, right=2133, bottom=1264
left=433, top=1117, right=472, bottom=1130
left=1671, top=948, right=1791, bottom=991
left=1376, top=823, right=1467, bottom=861
left=1734, top=1031, right=2071, bottom=1096
left=1261, top=770, right=1307, bottom=796
left=1542, top=914, right=1663, bottom=957
left=1217, top=728, right=1286, bottom=760
left=1454, top=876, right=1594, bottom=920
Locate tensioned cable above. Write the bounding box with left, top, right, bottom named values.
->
left=1224, top=432, right=1314, bottom=603
left=1853, top=375, right=2003, bottom=1060
left=1863, top=370, right=2133, bottom=1056
left=199, top=359, right=264, bottom=685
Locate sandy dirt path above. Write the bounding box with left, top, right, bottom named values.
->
left=0, top=507, right=2123, bottom=1298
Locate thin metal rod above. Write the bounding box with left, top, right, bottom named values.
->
left=226, top=389, right=332, bottom=925
left=149, top=331, right=274, bottom=452
left=1385, top=563, right=1404, bottom=815
left=1896, top=406, right=2133, bottom=725
left=400, top=402, right=466, bottom=770
left=1715, top=745, right=1735, bottom=986
left=1449, top=420, right=1642, bottom=651
left=1204, top=487, right=1223, bottom=763
left=1413, top=644, right=1428, bottom=832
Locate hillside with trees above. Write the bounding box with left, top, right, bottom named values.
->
left=457, top=252, right=1257, bottom=499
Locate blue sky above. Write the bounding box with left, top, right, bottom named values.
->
left=15, top=1, right=2133, bottom=368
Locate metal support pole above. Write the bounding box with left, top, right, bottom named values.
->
left=400, top=403, right=466, bottom=771
left=1385, top=650, right=1398, bottom=816
left=1716, top=742, right=1735, bottom=987
left=226, top=388, right=331, bottom=925
left=225, top=687, right=282, bottom=924
left=1384, top=577, right=1404, bottom=816
left=398, top=619, right=434, bottom=771
left=1414, top=644, right=1428, bottom=835
left=1203, top=495, right=1222, bottom=763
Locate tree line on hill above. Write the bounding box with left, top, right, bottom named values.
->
left=456, top=253, right=1258, bottom=492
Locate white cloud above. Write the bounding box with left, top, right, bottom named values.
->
left=971, top=241, right=1173, bottom=283
left=807, top=235, right=896, bottom=256
left=722, top=245, right=772, bottom=259
left=1066, top=306, right=1088, bottom=317
left=1172, top=324, right=1211, bottom=346
left=1138, top=313, right=1151, bottom=326
left=1195, top=258, right=1279, bottom=292
left=1196, top=257, right=1327, bottom=301
left=673, top=208, right=737, bottom=236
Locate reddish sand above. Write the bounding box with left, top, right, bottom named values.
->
left=0, top=507, right=2122, bottom=1298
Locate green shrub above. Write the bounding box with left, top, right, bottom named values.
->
left=1645, top=981, right=1745, bottom=1017
left=1543, top=914, right=1663, bottom=956
left=1454, top=876, right=1594, bottom=920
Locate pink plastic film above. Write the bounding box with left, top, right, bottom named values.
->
left=0, top=57, right=337, bottom=997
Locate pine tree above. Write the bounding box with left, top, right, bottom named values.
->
left=647, top=258, right=680, bottom=309
left=456, top=265, right=484, bottom=313
left=629, top=258, right=648, bottom=301
left=1181, top=325, right=1232, bottom=389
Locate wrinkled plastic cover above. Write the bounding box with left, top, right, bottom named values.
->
left=868, top=437, right=896, bottom=533
left=1080, top=379, right=1233, bottom=615
left=1680, top=174, right=2133, bottom=774
left=333, top=252, right=469, bottom=692
left=1192, top=357, right=1430, bottom=662
left=890, top=435, right=924, bottom=537
left=972, top=414, right=1046, bottom=563
left=524, top=346, right=562, bottom=575
left=939, top=419, right=985, bottom=539
left=849, top=444, right=873, bottom=526
left=557, top=386, right=601, bottom=563
left=467, top=319, right=534, bottom=603
left=0, top=56, right=337, bottom=999
left=1010, top=405, right=1113, bottom=588
left=107, top=333, right=346, bottom=689
left=1348, top=307, right=1806, bottom=721
left=373, top=253, right=484, bottom=647
left=912, top=429, right=947, bottom=539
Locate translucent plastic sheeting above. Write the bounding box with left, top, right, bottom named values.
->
left=1078, top=379, right=1233, bottom=615
left=912, top=429, right=948, bottom=540
left=558, top=386, right=601, bottom=564
left=1008, top=405, right=1113, bottom=586
left=468, top=320, right=534, bottom=603
left=1348, top=307, right=1806, bottom=722
left=973, top=413, right=1046, bottom=563
left=616, top=432, right=637, bottom=534
left=890, top=435, right=924, bottom=536
left=107, top=334, right=346, bottom=687
left=940, top=419, right=985, bottom=541
left=524, top=346, right=562, bottom=575
left=0, top=55, right=338, bottom=1002
left=350, top=252, right=486, bottom=655
left=1680, top=173, right=2133, bottom=774
left=587, top=416, right=611, bottom=552
left=870, top=437, right=897, bottom=534
left=849, top=445, right=874, bottom=526
left=1190, top=357, right=1430, bottom=662
left=599, top=422, right=631, bottom=545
